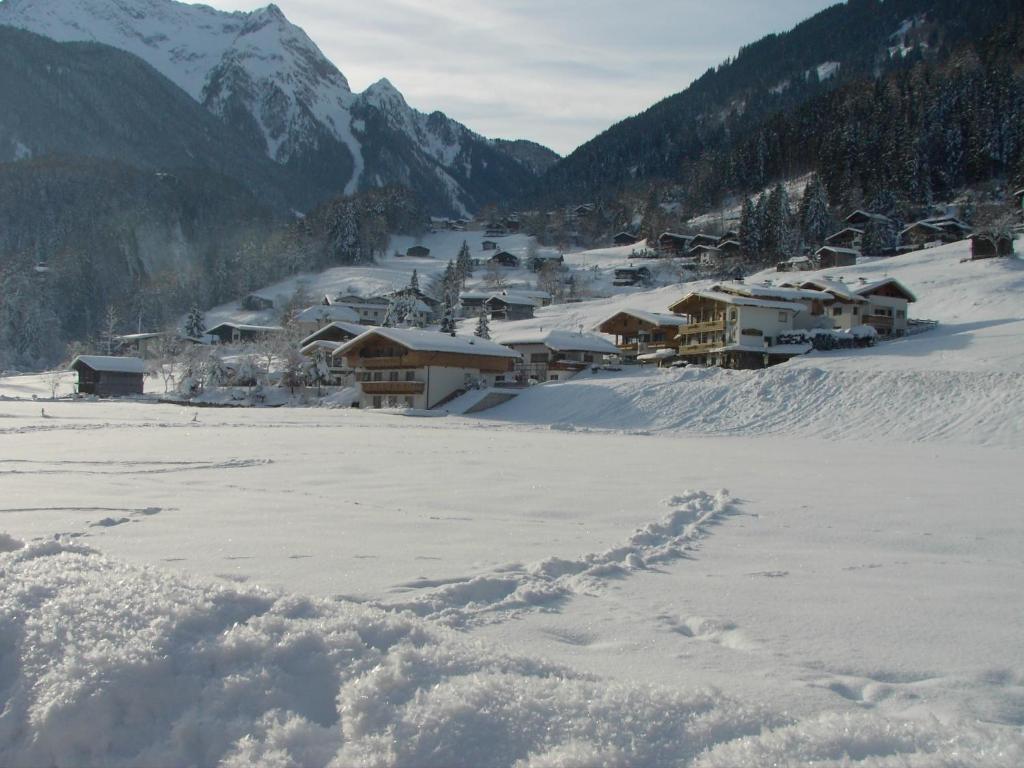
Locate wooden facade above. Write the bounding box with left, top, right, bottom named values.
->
left=406, top=245, right=431, bottom=258
left=70, top=356, right=145, bottom=397
left=338, top=336, right=515, bottom=375
left=488, top=251, right=520, bottom=267
left=668, top=295, right=727, bottom=357
left=596, top=311, right=684, bottom=354
left=970, top=233, right=1014, bottom=259
left=613, top=232, right=639, bottom=246
left=816, top=246, right=859, bottom=269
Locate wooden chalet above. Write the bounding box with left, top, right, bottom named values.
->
left=496, top=329, right=619, bottom=382
left=776, top=256, right=814, bottom=272
left=206, top=322, right=283, bottom=344
left=825, top=227, right=863, bottom=249
left=815, top=246, right=859, bottom=269
left=528, top=253, right=564, bottom=272
left=668, top=288, right=811, bottom=368
left=845, top=210, right=894, bottom=228
left=596, top=309, right=686, bottom=357
left=241, top=293, right=274, bottom=311
left=300, top=321, right=366, bottom=350
left=717, top=230, right=740, bottom=244
left=70, top=355, right=145, bottom=397
left=688, top=233, right=719, bottom=248
left=613, top=266, right=651, bottom=286
left=717, top=239, right=742, bottom=255
left=690, top=244, right=725, bottom=269
left=488, top=251, right=520, bottom=268
left=853, top=277, right=916, bottom=337
left=657, top=232, right=693, bottom=255
left=405, top=245, right=431, bottom=258
left=969, top=232, right=1014, bottom=260
left=484, top=294, right=535, bottom=321
left=613, top=232, right=639, bottom=246
left=481, top=240, right=498, bottom=251
left=778, top=277, right=868, bottom=332
left=333, top=327, right=519, bottom=410
left=293, top=304, right=361, bottom=333
left=333, top=298, right=390, bottom=325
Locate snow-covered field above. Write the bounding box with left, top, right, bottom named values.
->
left=2, top=239, right=1024, bottom=766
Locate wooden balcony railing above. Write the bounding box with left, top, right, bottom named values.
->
left=679, top=319, right=725, bottom=334
left=678, top=342, right=721, bottom=355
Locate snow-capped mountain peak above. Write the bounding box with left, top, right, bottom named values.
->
left=0, top=0, right=552, bottom=214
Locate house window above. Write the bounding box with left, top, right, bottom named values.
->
left=832, top=307, right=842, bottom=317
left=372, top=396, right=382, bottom=408
left=583, top=354, right=594, bottom=362
left=729, top=309, right=738, bottom=321
left=373, top=371, right=383, bottom=381
left=897, top=310, right=905, bottom=318
left=389, top=371, right=399, bottom=381
left=779, top=312, right=788, bottom=322
left=405, top=371, right=415, bottom=381
left=853, top=306, right=859, bottom=316
left=530, top=353, right=548, bottom=363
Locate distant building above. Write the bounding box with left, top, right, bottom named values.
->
left=528, top=253, right=564, bottom=272
left=497, top=329, right=619, bottom=382
left=333, top=299, right=390, bottom=326
left=776, top=256, right=815, bottom=272
left=657, top=232, right=693, bottom=255
left=484, top=294, right=535, bottom=321
left=293, top=304, right=361, bottom=334
left=595, top=309, right=686, bottom=357
left=405, top=245, right=431, bottom=258
left=969, top=232, right=1014, bottom=260
left=613, top=232, right=639, bottom=246
left=613, top=266, right=651, bottom=286
left=844, top=210, right=895, bottom=228
left=853, top=277, right=916, bottom=337
left=70, top=355, right=145, bottom=397
left=481, top=240, right=499, bottom=251
left=334, top=327, right=520, bottom=410
left=241, top=293, right=274, bottom=311
left=488, top=251, right=520, bottom=268
left=815, top=246, right=859, bottom=269
left=206, top=322, right=283, bottom=344
left=824, top=227, right=864, bottom=249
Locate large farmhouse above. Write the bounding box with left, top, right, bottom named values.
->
left=334, top=328, right=520, bottom=410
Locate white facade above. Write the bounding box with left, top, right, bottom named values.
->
left=357, top=366, right=499, bottom=410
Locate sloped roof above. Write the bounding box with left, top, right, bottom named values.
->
left=70, top=355, right=145, bottom=374
left=335, top=327, right=521, bottom=359
left=598, top=309, right=687, bottom=327
left=670, top=291, right=805, bottom=313
left=496, top=329, right=619, bottom=355
left=295, top=305, right=360, bottom=324
left=711, top=281, right=829, bottom=301
left=815, top=246, right=860, bottom=256
left=299, top=321, right=367, bottom=348
left=780, top=277, right=864, bottom=302
left=207, top=322, right=283, bottom=334
left=854, top=277, right=917, bottom=302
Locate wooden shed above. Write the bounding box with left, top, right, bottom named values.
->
left=70, top=355, right=145, bottom=397
left=406, top=245, right=431, bottom=258
left=613, top=232, right=639, bottom=246
left=815, top=246, right=859, bottom=269
left=488, top=251, right=520, bottom=268
left=969, top=232, right=1014, bottom=260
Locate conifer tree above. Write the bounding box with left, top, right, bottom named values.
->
left=474, top=307, right=490, bottom=340
left=439, top=298, right=456, bottom=335
left=408, top=269, right=419, bottom=294
left=456, top=241, right=473, bottom=287
left=798, top=176, right=833, bottom=248
left=184, top=305, right=206, bottom=339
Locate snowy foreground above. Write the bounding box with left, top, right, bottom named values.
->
left=2, top=241, right=1024, bottom=766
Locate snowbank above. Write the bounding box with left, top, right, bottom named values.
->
left=2, top=541, right=1020, bottom=768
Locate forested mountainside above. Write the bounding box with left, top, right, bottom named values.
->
left=532, top=0, right=1023, bottom=210
left=0, top=156, right=422, bottom=369
left=0, top=26, right=328, bottom=212
left=0, top=0, right=555, bottom=217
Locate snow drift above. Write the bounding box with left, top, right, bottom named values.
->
left=2, top=540, right=1021, bottom=768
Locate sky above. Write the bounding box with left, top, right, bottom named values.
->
left=216, top=1, right=838, bottom=156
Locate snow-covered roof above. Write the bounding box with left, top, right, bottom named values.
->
left=299, top=340, right=343, bottom=356
left=486, top=294, right=536, bottom=307
left=845, top=210, right=892, bottom=224
left=780, top=277, right=865, bottom=302
left=599, top=309, right=687, bottom=327
left=659, top=231, right=693, bottom=241
left=70, top=355, right=145, bottom=374
left=299, top=321, right=367, bottom=348
left=711, top=282, right=828, bottom=301
left=637, top=348, right=677, bottom=361
left=673, top=291, right=805, bottom=313
left=899, top=221, right=945, bottom=236
left=495, top=329, right=619, bottom=355
left=505, top=289, right=552, bottom=300
left=459, top=291, right=491, bottom=301
left=815, top=246, right=860, bottom=256
left=295, top=305, right=360, bottom=324
left=825, top=227, right=864, bottom=239
left=854, top=277, right=917, bottom=302
left=335, top=328, right=521, bottom=359
left=208, top=322, right=284, bottom=334
left=116, top=332, right=164, bottom=341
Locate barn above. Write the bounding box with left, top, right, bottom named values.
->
left=70, top=355, right=145, bottom=397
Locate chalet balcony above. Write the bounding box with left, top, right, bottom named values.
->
left=679, top=319, right=725, bottom=334
left=863, top=314, right=894, bottom=334
left=359, top=356, right=408, bottom=369
left=678, top=341, right=721, bottom=355
left=361, top=380, right=425, bottom=395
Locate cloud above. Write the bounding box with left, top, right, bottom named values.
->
left=213, top=0, right=838, bottom=155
